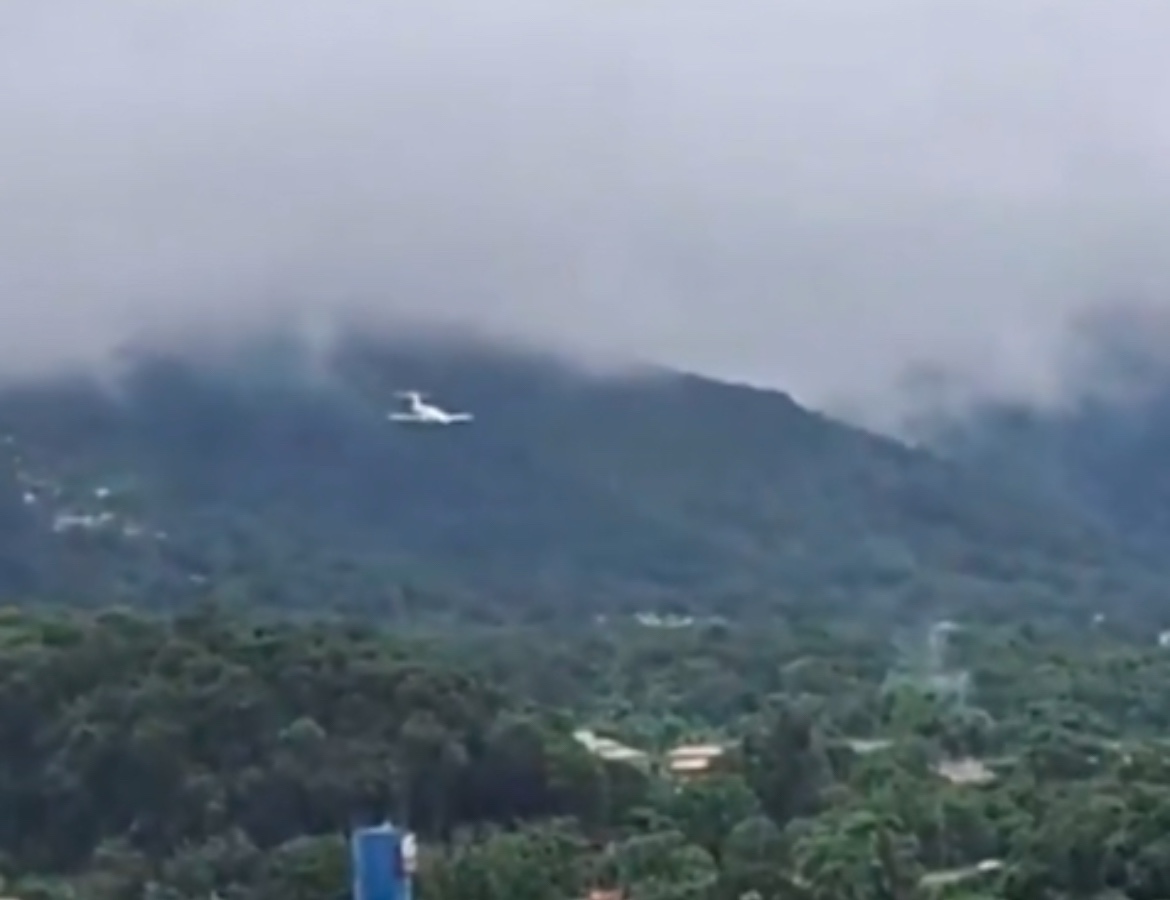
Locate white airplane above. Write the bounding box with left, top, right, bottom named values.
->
left=389, top=390, right=474, bottom=425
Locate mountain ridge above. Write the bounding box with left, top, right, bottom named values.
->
left=0, top=333, right=1158, bottom=625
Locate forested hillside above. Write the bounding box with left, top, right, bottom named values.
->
left=933, top=385, right=1170, bottom=557
left=924, top=309, right=1170, bottom=563
left=1, top=336, right=1168, bottom=900
left=0, top=333, right=1154, bottom=624
left=9, top=605, right=1170, bottom=900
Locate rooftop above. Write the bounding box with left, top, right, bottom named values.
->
left=935, top=757, right=996, bottom=785
left=667, top=743, right=726, bottom=759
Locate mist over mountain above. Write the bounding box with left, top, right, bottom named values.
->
left=8, top=1, right=1170, bottom=415
left=0, top=330, right=1159, bottom=628
left=927, top=309, right=1170, bottom=557
left=13, top=7, right=1170, bottom=898
left=8, top=2, right=1170, bottom=628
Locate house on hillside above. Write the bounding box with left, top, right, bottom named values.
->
left=666, top=743, right=728, bottom=779
left=934, top=756, right=996, bottom=785
left=844, top=738, right=894, bottom=755
left=573, top=730, right=651, bottom=767
left=584, top=890, right=624, bottom=900
left=574, top=730, right=734, bottom=779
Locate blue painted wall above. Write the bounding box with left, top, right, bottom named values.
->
left=352, top=824, right=415, bottom=900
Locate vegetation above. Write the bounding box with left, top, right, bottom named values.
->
left=0, top=335, right=1163, bottom=625
left=5, top=334, right=1170, bottom=899
left=933, top=384, right=1170, bottom=557
left=920, top=305, right=1170, bottom=563
left=5, top=605, right=1170, bottom=900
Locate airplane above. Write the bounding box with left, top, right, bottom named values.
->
left=389, top=390, right=474, bottom=425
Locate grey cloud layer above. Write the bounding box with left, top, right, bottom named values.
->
left=3, top=0, right=1169, bottom=412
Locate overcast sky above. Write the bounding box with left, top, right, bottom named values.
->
left=3, top=0, right=1170, bottom=417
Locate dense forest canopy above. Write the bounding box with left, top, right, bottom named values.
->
left=5, top=605, right=1170, bottom=900
left=0, top=334, right=1164, bottom=627
left=2, top=334, right=1170, bottom=899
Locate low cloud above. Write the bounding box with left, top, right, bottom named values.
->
left=4, top=0, right=1170, bottom=419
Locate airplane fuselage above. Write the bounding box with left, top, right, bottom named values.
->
left=390, top=391, right=473, bottom=424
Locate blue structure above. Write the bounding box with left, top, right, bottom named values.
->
left=352, top=823, right=416, bottom=900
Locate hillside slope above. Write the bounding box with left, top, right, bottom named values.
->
left=0, top=335, right=1154, bottom=623
left=931, top=386, right=1170, bottom=557
left=926, top=312, right=1170, bottom=563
